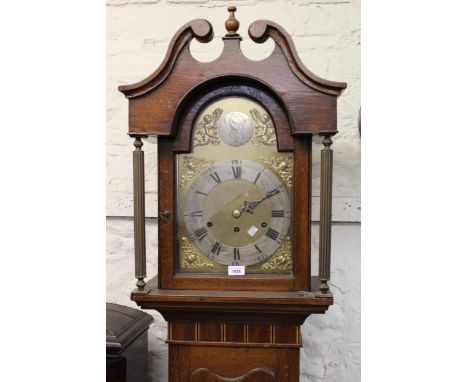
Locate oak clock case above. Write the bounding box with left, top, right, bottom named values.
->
left=177, top=97, right=293, bottom=274
left=118, top=6, right=346, bottom=382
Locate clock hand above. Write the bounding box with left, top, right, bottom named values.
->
left=240, top=186, right=282, bottom=214
left=250, top=187, right=281, bottom=207
left=264, top=187, right=282, bottom=199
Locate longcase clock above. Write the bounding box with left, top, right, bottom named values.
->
left=119, top=6, right=346, bottom=381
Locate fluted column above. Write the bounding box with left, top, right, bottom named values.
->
left=132, top=135, right=147, bottom=290
left=318, top=134, right=333, bottom=295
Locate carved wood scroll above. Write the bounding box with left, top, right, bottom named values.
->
left=119, top=19, right=346, bottom=137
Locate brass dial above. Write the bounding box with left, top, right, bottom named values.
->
left=177, top=96, right=294, bottom=273
left=183, top=160, right=291, bottom=266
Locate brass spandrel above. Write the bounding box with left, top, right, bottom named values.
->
left=246, top=235, right=293, bottom=274
left=261, top=155, right=294, bottom=189
left=180, top=237, right=216, bottom=271
left=179, top=156, right=214, bottom=188
left=250, top=108, right=276, bottom=146
left=193, top=108, right=223, bottom=147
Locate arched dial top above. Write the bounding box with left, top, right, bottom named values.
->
left=176, top=96, right=294, bottom=273
left=183, top=160, right=291, bottom=266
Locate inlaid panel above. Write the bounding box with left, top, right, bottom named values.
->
left=224, top=323, right=245, bottom=343
left=168, top=321, right=300, bottom=346
left=247, top=324, right=272, bottom=344
left=170, top=322, right=196, bottom=341
left=273, top=324, right=300, bottom=345
left=199, top=322, right=223, bottom=342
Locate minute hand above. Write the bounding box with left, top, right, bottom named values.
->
left=241, top=187, right=282, bottom=214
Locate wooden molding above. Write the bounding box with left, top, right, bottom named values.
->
left=118, top=19, right=346, bottom=136
left=118, top=19, right=213, bottom=97
left=248, top=20, right=346, bottom=95
left=131, top=276, right=332, bottom=324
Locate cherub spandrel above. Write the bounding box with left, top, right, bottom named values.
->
left=193, top=108, right=223, bottom=147
left=250, top=108, right=276, bottom=146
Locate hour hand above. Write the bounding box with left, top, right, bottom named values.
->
left=240, top=200, right=255, bottom=214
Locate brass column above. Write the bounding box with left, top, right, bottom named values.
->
left=132, top=135, right=147, bottom=290
left=318, top=134, right=334, bottom=295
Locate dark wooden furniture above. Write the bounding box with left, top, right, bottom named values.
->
left=119, top=6, right=346, bottom=381
left=106, top=303, right=153, bottom=382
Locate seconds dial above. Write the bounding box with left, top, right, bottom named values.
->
left=183, top=159, right=291, bottom=266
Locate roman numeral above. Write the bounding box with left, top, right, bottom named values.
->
left=210, top=171, right=221, bottom=184
left=211, top=242, right=222, bottom=256
left=272, top=210, right=285, bottom=217
left=254, top=244, right=262, bottom=254
left=195, top=190, right=208, bottom=196
left=253, top=172, right=262, bottom=184
left=265, top=228, right=279, bottom=241
left=189, top=210, right=203, bottom=217
left=231, top=160, right=242, bottom=179
left=233, top=247, right=240, bottom=261
left=193, top=227, right=208, bottom=241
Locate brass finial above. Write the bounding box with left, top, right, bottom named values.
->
left=225, top=6, right=240, bottom=37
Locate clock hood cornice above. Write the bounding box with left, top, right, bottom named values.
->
left=119, top=16, right=347, bottom=136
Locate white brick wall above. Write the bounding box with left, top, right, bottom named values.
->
left=107, top=1, right=360, bottom=381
